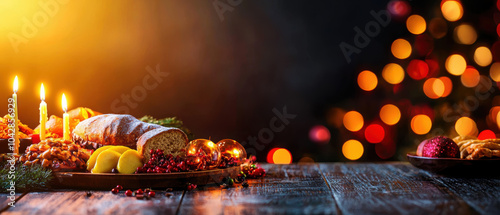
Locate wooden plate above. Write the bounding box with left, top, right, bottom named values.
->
left=407, top=153, right=500, bottom=175
left=53, top=166, right=240, bottom=190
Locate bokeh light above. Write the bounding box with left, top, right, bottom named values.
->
left=455, top=117, right=478, bottom=137
left=490, top=62, right=500, bottom=82
left=309, top=125, right=331, bottom=144
left=474, top=46, right=493, bottom=67
left=343, top=111, right=364, bottom=132
left=429, top=18, right=447, bottom=39
left=357, top=70, right=378, bottom=91
left=364, top=124, right=385, bottom=143
left=411, top=114, right=432, bottom=135
left=266, top=148, right=279, bottom=163
left=387, top=0, right=411, bottom=19
left=441, top=0, right=463, bottom=22
left=445, top=54, right=467, bottom=76
left=342, top=140, right=364, bottom=160
left=406, top=14, right=426, bottom=35
left=439, top=76, right=453, bottom=97
left=461, top=67, right=480, bottom=88
left=489, top=106, right=500, bottom=125
left=407, top=59, right=429, bottom=80
left=496, top=110, right=500, bottom=130
left=391, top=38, right=412, bottom=59
left=382, top=63, right=405, bottom=84
left=477, top=75, right=493, bottom=93
left=414, top=34, right=434, bottom=57
left=454, top=24, right=477, bottom=45
left=478, top=130, right=496, bottom=140
left=375, top=141, right=396, bottom=159
left=380, top=104, right=401, bottom=125
left=298, top=157, right=315, bottom=163
left=327, top=108, right=346, bottom=128
left=423, top=78, right=445, bottom=99
left=272, top=148, right=292, bottom=164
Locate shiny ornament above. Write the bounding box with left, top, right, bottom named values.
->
left=186, top=139, right=221, bottom=169
left=420, top=136, right=459, bottom=158
left=216, top=139, right=247, bottom=165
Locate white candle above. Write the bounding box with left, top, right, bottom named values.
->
left=62, top=93, right=70, bottom=141
left=40, top=84, right=47, bottom=140
left=13, top=76, right=19, bottom=154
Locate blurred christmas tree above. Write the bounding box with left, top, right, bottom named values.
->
left=321, top=0, right=500, bottom=161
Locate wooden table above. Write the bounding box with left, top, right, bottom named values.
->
left=1, top=163, right=499, bottom=215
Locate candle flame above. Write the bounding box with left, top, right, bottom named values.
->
left=13, top=76, right=18, bottom=93
left=40, top=83, right=45, bottom=101
left=62, top=93, right=68, bottom=112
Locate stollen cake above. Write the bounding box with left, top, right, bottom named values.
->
left=137, top=127, right=188, bottom=161
left=72, top=114, right=187, bottom=155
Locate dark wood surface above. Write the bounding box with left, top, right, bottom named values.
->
left=2, top=163, right=500, bottom=215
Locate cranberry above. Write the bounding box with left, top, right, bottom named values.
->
left=116, top=185, right=123, bottom=190
left=136, top=189, right=144, bottom=195
left=111, top=188, right=118, bottom=194
left=125, top=190, right=133, bottom=196
left=148, top=191, right=156, bottom=197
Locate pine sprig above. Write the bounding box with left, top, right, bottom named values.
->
left=0, top=162, right=53, bottom=192
left=139, top=116, right=194, bottom=140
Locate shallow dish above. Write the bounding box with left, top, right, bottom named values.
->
left=53, top=166, right=240, bottom=189
left=407, top=152, right=500, bottom=175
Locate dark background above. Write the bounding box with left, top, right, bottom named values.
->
left=0, top=0, right=497, bottom=162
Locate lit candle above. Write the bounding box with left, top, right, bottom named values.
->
left=12, top=76, right=19, bottom=154
left=39, top=84, right=48, bottom=140
left=62, top=93, right=70, bottom=141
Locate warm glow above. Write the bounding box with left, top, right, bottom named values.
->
left=474, top=46, right=493, bottom=67
left=423, top=78, right=445, bottom=99
left=365, top=124, right=385, bottom=144
left=496, top=111, right=500, bottom=130
left=478, top=130, right=496, bottom=140
left=490, top=62, right=500, bottom=82
left=391, top=38, right=412, bottom=59
left=406, top=14, right=426, bottom=35
left=272, top=148, right=292, bottom=164
left=454, top=24, right=477, bottom=45
left=342, top=140, right=364, bottom=160
left=455, top=117, right=477, bottom=137
left=490, top=106, right=500, bottom=125
left=411, top=115, right=432, bottom=135
left=380, top=104, right=401, bottom=125
left=62, top=93, right=68, bottom=112
left=382, top=63, right=405, bottom=84
left=357, top=70, right=378, bottom=91
left=445, top=54, right=466, bottom=76
left=13, top=76, right=18, bottom=93
left=439, top=76, right=453, bottom=97
left=343, top=111, right=364, bottom=132
left=441, top=0, right=463, bottom=22
left=40, top=83, right=45, bottom=101
left=461, top=67, right=480, bottom=88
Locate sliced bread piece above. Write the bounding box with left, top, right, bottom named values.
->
left=137, top=127, right=188, bottom=162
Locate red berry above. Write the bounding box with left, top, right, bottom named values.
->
left=116, top=185, right=123, bottom=190
left=111, top=188, right=118, bottom=194
left=125, top=190, right=133, bottom=196
left=148, top=191, right=156, bottom=197
left=136, top=189, right=144, bottom=195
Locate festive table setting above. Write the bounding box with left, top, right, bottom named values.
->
left=2, top=0, right=500, bottom=214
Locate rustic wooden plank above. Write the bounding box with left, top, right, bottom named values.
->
left=2, top=190, right=184, bottom=215
left=320, top=163, right=476, bottom=215
left=178, top=164, right=339, bottom=214
left=427, top=174, right=500, bottom=215
left=0, top=193, right=24, bottom=211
